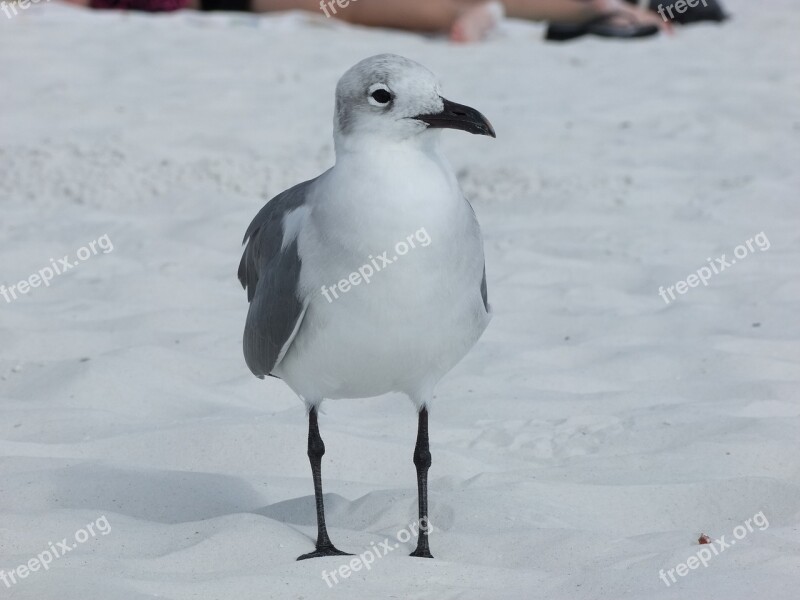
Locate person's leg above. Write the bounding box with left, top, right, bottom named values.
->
left=503, top=0, right=667, bottom=27
left=249, top=0, right=320, bottom=14
left=341, top=0, right=667, bottom=31
left=251, top=0, right=461, bottom=31
left=502, top=0, right=597, bottom=21
left=250, top=0, right=503, bottom=41
left=248, top=0, right=665, bottom=38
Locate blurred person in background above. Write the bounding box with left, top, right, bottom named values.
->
left=61, top=0, right=728, bottom=42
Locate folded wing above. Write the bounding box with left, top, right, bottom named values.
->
left=238, top=179, right=315, bottom=378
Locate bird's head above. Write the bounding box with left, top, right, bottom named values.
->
left=333, top=54, right=495, bottom=148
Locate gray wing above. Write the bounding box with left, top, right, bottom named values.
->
left=238, top=179, right=315, bottom=379
left=464, top=197, right=489, bottom=314
left=480, top=263, right=489, bottom=313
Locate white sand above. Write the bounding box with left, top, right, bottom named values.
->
left=1, top=1, right=799, bottom=598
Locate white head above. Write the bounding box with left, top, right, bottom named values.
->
left=333, top=54, right=495, bottom=148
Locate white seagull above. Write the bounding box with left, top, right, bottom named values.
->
left=238, top=54, right=494, bottom=560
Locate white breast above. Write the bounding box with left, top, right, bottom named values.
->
left=273, top=142, right=490, bottom=403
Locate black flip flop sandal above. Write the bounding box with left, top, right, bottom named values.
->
left=545, top=12, right=659, bottom=42
left=625, top=0, right=728, bottom=24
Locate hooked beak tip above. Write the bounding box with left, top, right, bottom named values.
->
left=415, top=97, right=496, bottom=139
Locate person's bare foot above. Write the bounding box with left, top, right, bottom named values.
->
left=591, top=0, right=673, bottom=32
left=450, top=1, right=504, bottom=43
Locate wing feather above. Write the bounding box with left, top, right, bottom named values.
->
left=238, top=179, right=315, bottom=378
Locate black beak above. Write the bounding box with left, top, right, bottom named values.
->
left=414, top=97, right=496, bottom=138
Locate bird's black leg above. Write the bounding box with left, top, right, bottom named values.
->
left=410, top=406, right=434, bottom=558
left=297, top=406, right=351, bottom=560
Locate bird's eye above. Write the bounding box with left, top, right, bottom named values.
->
left=370, top=89, right=392, bottom=104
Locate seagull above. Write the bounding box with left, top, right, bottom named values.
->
left=238, top=54, right=494, bottom=560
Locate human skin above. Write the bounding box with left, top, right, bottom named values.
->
left=63, top=0, right=669, bottom=38
left=249, top=0, right=651, bottom=29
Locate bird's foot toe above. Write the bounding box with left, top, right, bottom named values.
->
left=409, top=547, right=434, bottom=559
left=297, top=545, right=352, bottom=560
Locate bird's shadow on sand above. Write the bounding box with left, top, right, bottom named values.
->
left=35, top=463, right=265, bottom=523
left=254, top=493, right=354, bottom=527
left=31, top=462, right=423, bottom=531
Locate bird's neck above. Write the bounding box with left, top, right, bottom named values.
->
left=333, top=131, right=442, bottom=166
left=325, top=131, right=460, bottom=236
